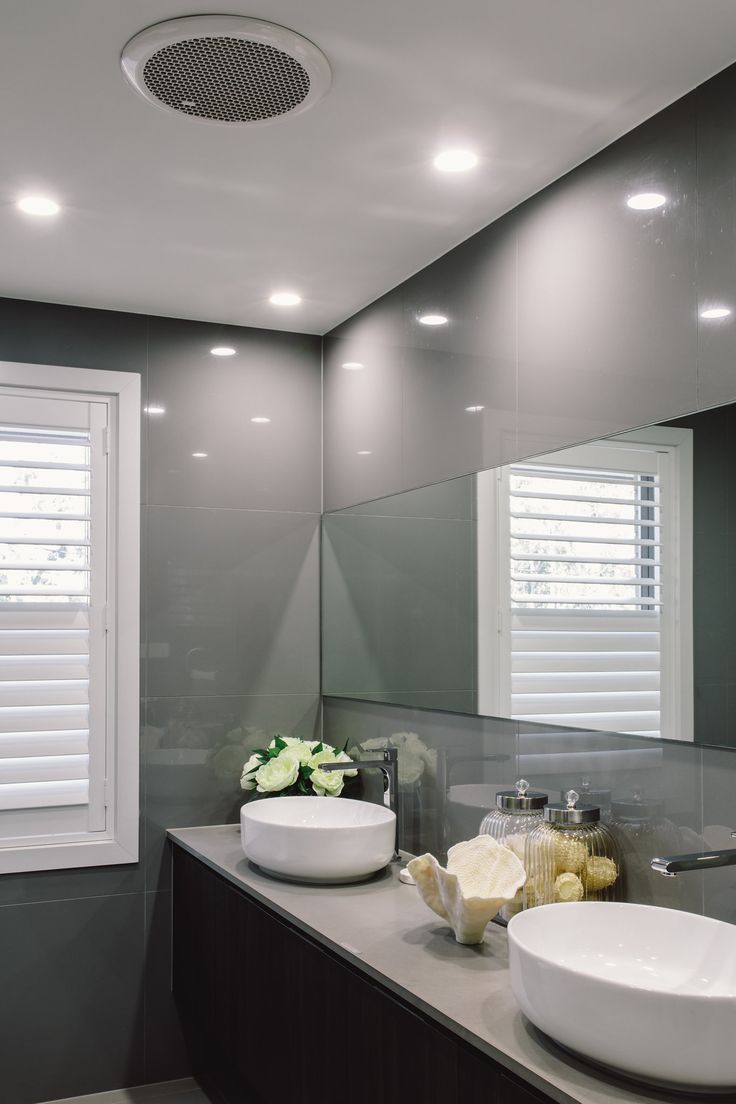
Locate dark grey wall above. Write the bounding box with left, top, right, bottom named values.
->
left=0, top=298, right=322, bottom=1104
left=323, top=65, right=736, bottom=511
left=322, top=60, right=736, bottom=923
left=322, top=477, right=477, bottom=713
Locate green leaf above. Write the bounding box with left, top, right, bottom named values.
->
left=311, top=742, right=323, bottom=756
left=302, top=765, right=313, bottom=778
left=273, top=735, right=288, bottom=751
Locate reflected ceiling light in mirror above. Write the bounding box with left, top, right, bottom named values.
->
left=210, top=345, right=236, bottom=356
left=418, top=313, right=448, bottom=326
left=700, top=306, right=732, bottom=319
left=433, top=149, right=478, bottom=174
left=357, top=450, right=372, bottom=455
left=342, top=361, right=364, bottom=370
left=144, top=405, right=165, bottom=415
left=17, top=195, right=61, bottom=216
left=269, top=291, right=302, bottom=307
left=626, top=192, right=666, bottom=210
left=251, top=416, right=271, bottom=423
left=192, top=451, right=208, bottom=458
left=465, top=405, right=485, bottom=413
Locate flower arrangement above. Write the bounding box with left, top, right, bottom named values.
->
left=240, top=735, right=358, bottom=798
left=350, top=731, right=437, bottom=787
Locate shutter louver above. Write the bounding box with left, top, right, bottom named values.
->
left=0, top=425, right=94, bottom=817
left=508, top=460, right=663, bottom=737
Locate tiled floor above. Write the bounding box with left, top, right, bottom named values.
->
left=44, top=1078, right=214, bottom=1104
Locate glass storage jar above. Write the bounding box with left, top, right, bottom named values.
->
left=524, top=789, right=623, bottom=908
left=479, top=779, right=548, bottom=920
left=611, top=791, right=684, bottom=907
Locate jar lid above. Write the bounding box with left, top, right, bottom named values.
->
left=496, top=778, right=548, bottom=812
left=544, top=789, right=600, bottom=825
left=580, top=777, right=612, bottom=806
left=612, top=791, right=664, bottom=821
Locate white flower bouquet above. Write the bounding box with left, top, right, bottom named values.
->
left=240, top=735, right=358, bottom=798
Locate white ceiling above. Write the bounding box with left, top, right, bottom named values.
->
left=2, top=0, right=736, bottom=335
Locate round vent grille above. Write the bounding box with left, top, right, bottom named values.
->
left=121, top=16, right=331, bottom=126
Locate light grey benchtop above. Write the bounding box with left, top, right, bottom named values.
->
left=168, top=825, right=728, bottom=1104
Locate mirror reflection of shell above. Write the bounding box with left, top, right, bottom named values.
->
left=407, top=835, right=526, bottom=944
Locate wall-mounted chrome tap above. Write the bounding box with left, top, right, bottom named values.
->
left=651, top=832, right=736, bottom=876
left=319, top=747, right=401, bottom=861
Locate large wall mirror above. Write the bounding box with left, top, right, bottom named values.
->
left=322, top=402, right=735, bottom=748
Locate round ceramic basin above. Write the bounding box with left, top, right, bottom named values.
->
left=508, top=901, right=736, bottom=1092
left=240, top=796, right=396, bottom=884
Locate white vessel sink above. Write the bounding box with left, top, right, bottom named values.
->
left=240, top=796, right=396, bottom=884
left=508, top=902, right=736, bottom=1092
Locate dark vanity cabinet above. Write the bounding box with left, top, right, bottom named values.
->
left=172, top=846, right=556, bottom=1104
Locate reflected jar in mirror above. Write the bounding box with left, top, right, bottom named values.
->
left=524, top=790, right=623, bottom=908
left=479, top=779, right=547, bottom=920
left=611, top=793, right=687, bottom=908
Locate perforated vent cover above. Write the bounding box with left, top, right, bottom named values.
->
left=121, top=16, right=331, bottom=126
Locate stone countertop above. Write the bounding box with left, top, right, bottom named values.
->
left=168, top=825, right=731, bottom=1104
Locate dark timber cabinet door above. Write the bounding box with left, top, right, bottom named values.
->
left=172, top=846, right=556, bottom=1104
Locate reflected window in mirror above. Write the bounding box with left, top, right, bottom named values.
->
left=477, top=427, right=693, bottom=741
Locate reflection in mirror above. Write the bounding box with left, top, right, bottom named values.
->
left=322, top=402, right=735, bottom=747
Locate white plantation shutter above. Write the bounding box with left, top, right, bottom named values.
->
left=0, top=393, right=107, bottom=846
left=477, top=430, right=693, bottom=742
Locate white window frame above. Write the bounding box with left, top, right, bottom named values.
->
left=0, top=361, right=140, bottom=872
left=477, top=427, right=694, bottom=742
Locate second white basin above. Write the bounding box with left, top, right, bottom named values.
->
left=240, top=796, right=396, bottom=883
left=508, top=902, right=736, bottom=1092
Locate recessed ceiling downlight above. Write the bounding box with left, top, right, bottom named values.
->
left=121, top=16, right=331, bottom=125
left=17, top=195, right=60, bottom=217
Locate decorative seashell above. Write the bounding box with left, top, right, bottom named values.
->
left=407, top=835, right=526, bottom=945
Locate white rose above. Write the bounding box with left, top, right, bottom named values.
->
left=255, top=755, right=299, bottom=793
left=311, top=767, right=344, bottom=797
left=398, top=753, right=424, bottom=786
left=240, top=753, right=262, bottom=791
left=359, top=737, right=388, bottom=752
left=332, top=749, right=358, bottom=777
left=278, top=739, right=315, bottom=766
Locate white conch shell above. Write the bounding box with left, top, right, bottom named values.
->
left=407, top=835, right=526, bottom=945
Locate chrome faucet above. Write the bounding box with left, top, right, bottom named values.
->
left=319, top=747, right=401, bottom=861
left=651, top=832, right=736, bottom=877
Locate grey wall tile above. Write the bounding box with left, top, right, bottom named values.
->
left=695, top=66, right=736, bottom=411
left=146, top=507, right=319, bottom=699
left=339, top=475, right=474, bottom=521
left=143, top=693, right=320, bottom=891
left=323, top=306, right=404, bottom=512
left=0, top=296, right=148, bottom=376
left=401, top=218, right=517, bottom=485
left=516, top=97, right=697, bottom=460
left=0, top=893, right=145, bottom=1104
left=323, top=698, right=517, bottom=856
left=147, top=316, right=321, bottom=512
left=322, top=512, right=476, bottom=707
left=143, top=891, right=189, bottom=1085
left=702, top=746, right=736, bottom=920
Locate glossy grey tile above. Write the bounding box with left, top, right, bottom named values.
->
left=146, top=506, right=319, bottom=699
left=401, top=218, right=517, bottom=486
left=0, top=893, right=145, bottom=1104
left=516, top=97, right=698, bottom=461
left=323, top=306, right=404, bottom=511
left=695, top=67, right=736, bottom=411
left=143, top=892, right=189, bottom=1085
left=0, top=296, right=148, bottom=377
left=322, top=512, right=475, bottom=708
left=322, top=697, right=517, bottom=856
left=143, top=693, right=320, bottom=891
left=147, top=315, right=320, bottom=512
left=702, top=745, right=736, bottom=921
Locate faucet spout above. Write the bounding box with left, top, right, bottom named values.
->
left=651, top=848, right=736, bottom=877
left=320, top=747, right=401, bottom=862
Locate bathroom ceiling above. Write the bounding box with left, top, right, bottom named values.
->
left=2, top=1, right=736, bottom=335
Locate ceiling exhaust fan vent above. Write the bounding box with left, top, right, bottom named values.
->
left=121, top=16, right=331, bottom=125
